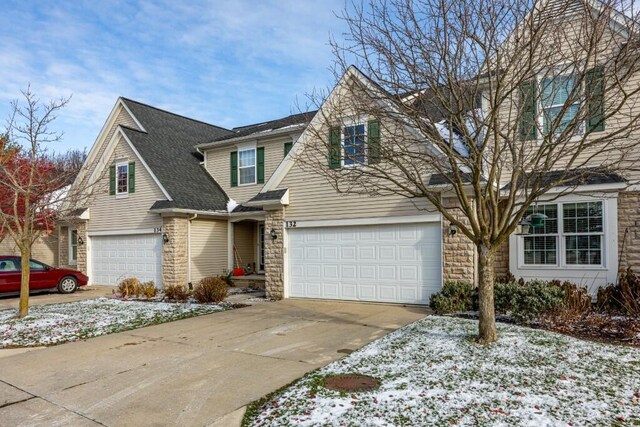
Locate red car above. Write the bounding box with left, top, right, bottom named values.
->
left=0, top=256, right=89, bottom=294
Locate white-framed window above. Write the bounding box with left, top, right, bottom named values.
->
left=116, top=162, right=129, bottom=194
left=238, top=148, right=256, bottom=185
left=69, top=228, right=78, bottom=265
left=342, top=123, right=366, bottom=166
left=521, top=200, right=604, bottom=267
left=540, top=73, right=581, bottom=135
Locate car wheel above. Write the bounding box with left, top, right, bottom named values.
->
left=58, top=276, right=78, bottom=294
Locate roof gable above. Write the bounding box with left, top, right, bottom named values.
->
left=119, top=99, right=235, bottom=211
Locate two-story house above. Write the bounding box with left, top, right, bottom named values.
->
left=66, top=0, right=640, bottom=306
left=60, top=98, right=313, bottom=291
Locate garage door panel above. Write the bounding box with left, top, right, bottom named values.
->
left=91, top=234, right=162, bottom=287
left=288, top=222, right=441, bottom=304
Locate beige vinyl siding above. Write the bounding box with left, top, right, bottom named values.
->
left=281, top=166, right=433, bottom=220
left=87, top=136, right=164, bottom=232
left=190, top=219, right=228, bottom=283
left=0, top=235, right=58, bottom=267
left=233, top=222, right=256, bottom=268
left=204, top=137, right=289, bottom=203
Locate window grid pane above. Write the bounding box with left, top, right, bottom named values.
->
left=527, top=204, right=558, bottom=235
left=343, top=124, right=366, bottom=165
left=117, top=165, right=128, bottom=193
left=523, top=236, right=557, bottom=265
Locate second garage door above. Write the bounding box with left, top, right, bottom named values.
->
left=90, top=234, right=162, bottom=286
left=288, top=222, right=441, bottom=304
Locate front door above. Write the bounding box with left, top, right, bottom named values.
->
left=258, top=224, right=265, bottom=272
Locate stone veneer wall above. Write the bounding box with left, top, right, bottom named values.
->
left=59, top=226, right=70, bottom=269
left=264, top=208, right=284, bottom=299
left=162, top=216, right=188, bottom=288
left=618, top=191, right=640, bottom=271
left=76, top=222, right=88, bottom=274
left=441, top=198, right=476, bottom=283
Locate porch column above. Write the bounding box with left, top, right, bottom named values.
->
left=264, top=208, right=284, bottom=299
left=442, top=197, right=476, bottom=284
left=76, top=222, right=88, bottom=275
left=162, top=216, right=189, bottom=288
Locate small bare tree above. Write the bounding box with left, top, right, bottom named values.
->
left=297, top=0, right=640, bottom=343
left=0, top=87, right=84, bottom=318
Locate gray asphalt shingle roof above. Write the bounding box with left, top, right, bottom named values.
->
left=211, top=111, right=316, bottom=143
left=501, top=168, right=626, bottom=190
left=247, top=189, right=288, bottom=203
left=120, top=98, right=234, bottom=211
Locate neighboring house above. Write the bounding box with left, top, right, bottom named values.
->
left=0, top=235, right=58, bottom=267
left=63, top=98, right=312, bottom=289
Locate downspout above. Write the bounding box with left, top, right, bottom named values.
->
left=187, top=214, right=198, bottom=287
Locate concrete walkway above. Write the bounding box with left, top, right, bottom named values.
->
left=0, top=299, right=427, bottom=427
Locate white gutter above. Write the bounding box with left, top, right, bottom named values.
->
left=150, top=208, right=229, bottom=218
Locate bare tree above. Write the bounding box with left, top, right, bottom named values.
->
left=296, top=0, right=640, bottom=343
left=0, top=87, right=80, bottom=318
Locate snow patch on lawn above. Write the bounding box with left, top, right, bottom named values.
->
left=250, top=316, right=640, bottom=426
left=0, top=297, right=227, bottom=348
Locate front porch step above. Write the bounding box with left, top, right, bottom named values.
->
left=231, top=274, right=265, bottom=290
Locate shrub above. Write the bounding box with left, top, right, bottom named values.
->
left=558, top=281, right=591, bottom=317
left=494, top=280, right=565, bottom=322
left=429, top=281, right=474, bottom=314
left=117, top=278, right=142, bottom=298
left=220, top=270, right=234, bottom=287
left=141, top=281, right=158, bottom=298
left=163, top=284, right=190, bottom=302
left=597, top=268, right=640, bottom=316
left=193, top=276, right=229, bottom=304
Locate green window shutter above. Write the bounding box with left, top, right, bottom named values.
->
left=257, top=147, right=265, bottom=184
left=520, top=80, right=537, bottom=141
left=109, top=165, right=116, bottom=195
left=284, top=142, right=293, bottom=156
left=587, top=66, right=605, bottom=132
left=230, top=151, right=238, bottom=187
left=329, top=127, right=341, bottom=169
left=128, top=161, right=135, bottom=193
left=367, top=120, right=380, bottom=164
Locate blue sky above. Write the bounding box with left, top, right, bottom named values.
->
left=0, top=0, right=347, bottom=152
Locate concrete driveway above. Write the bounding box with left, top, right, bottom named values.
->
left=0, top=298, right=427, bottom=427
left=0, top=285, right=113, bottom=311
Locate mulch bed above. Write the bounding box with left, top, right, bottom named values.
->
left=537, top=314, right=640, bottom=347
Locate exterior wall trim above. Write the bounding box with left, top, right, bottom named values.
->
left=88, top=228, right=161, bottom=237
left=288, top=214, right=441, bottom=229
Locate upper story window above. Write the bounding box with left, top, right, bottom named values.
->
left=521, top=200, right=604, bottom=267
left=541, top=74, right=580, bottom=135
left=109, top=161, right=135, bottom=196
left=520, top=66, right=604, bottom=141
left=329, top=119, right=380, bottom=169
left=230, top=144, right=265, bottom=187
left=238, top=148, right=256, bottom=185
left=116, top=162, right=129, bottom=194
left=343, top=124, right=366, bottom=166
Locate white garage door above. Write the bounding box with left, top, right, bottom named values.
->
left=288, top=222, right=441, bottom=304
left=90, top=234, right=162, bottom=286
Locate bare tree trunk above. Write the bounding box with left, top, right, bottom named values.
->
left=18, top=242, right=30, bottom=318
left=477, top=243, right=497, bottom=344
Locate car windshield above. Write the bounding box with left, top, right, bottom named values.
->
left=28, top=260, right=47, bottom=271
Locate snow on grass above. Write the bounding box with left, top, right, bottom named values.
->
left=0, top=297, right=229, bottom=348
left=248, top=316, right=640, bottom=426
